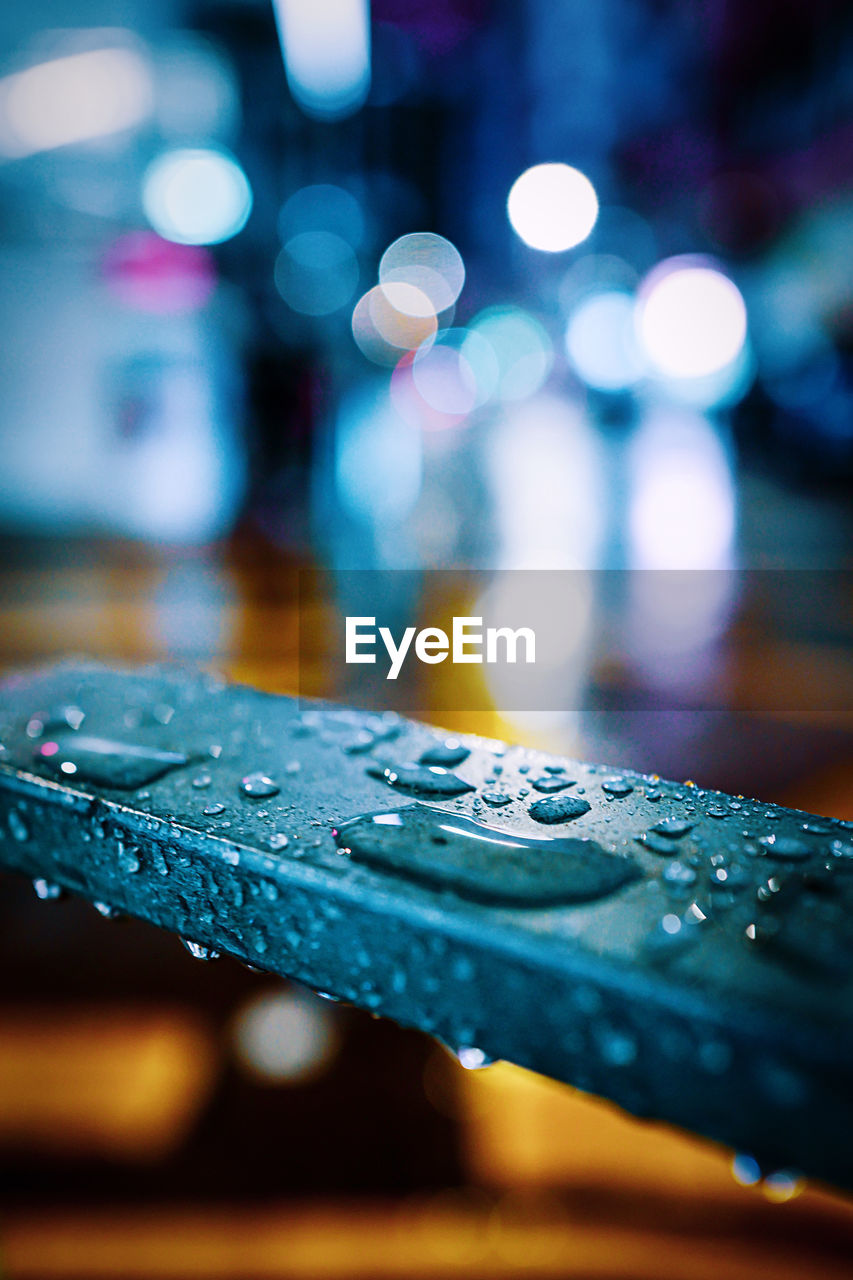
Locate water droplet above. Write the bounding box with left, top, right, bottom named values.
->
left=26, top=705, right=85, bottom=738
left=35, top=735, right=189, bottom=790
left=152, top=849, right=169, bottom=876
left=203, top=802, right=226, bottom=817
left=530, top=775, right=574, bottom=793
left=192, top=773, right=212, bottom=789
left=645, top=789, right=662, bottom=802
left=8, top=809, right=29, bottom=842
left=455, top=1046, right=495, bottom=1070
left=284, top=760, right=301, bottom=775
left=651, top=818, right=694, bottom=839
left=335, top=804, right=638, bottom=906
left=758, top=835, right=813, bottom=861
left=419, top=740, right=471, bottom=767
left=528, top=793, right=591, bottom=824
left=116, top=842, right=141, bottom=874
left=181, top=938, right=220, bottom=961
left=663, top=860, right=697, bottom=887
left=33, top=878, right=63, bottom=900
left=93, top=901, right=122, bottom=919
left=268, top=833, right=289, bottom=851
left=240, top=773, right=280, bottom=799
left=342, top=730, right=375, bottom=754
left=706, top=805, right=729, bottom=820
left=601, top=777, right=634, bottom=798
left=482, top=790, right=512, bottom=807
left=636, top=831, right=686, bottom=856
left=366, top=761, right=475, bottom=797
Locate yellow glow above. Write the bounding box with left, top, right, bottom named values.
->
left=0, top=1007, right=216, bottom=1159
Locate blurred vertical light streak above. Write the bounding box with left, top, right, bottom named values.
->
left=486, top=395, right=606, bottom=572
left=482, top=396, right=605, bottom=744
left=0, top=47, right=153, bottom=158
left=625, top=407, right=737, bottom=694
left=627, top=407, right=736, bottom=571
left=272, top=0, right=371, bottom=120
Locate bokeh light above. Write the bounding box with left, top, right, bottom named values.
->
left=507, top=163, right=599, bottom=253
left=273, top=0, right=370, bottom=120
left=636, top=258, right=747, bottom=379
left=231, top=988, right=339, bottom=1085
left=565, top=290, right=644, bottom=391
left=379, top=232, right=465, bottom=313
left=0, top=45, right=153, bottom=158
left=466, top=307, right=553, bottom=402
left=731, top=1154, right=763, bottom=1187
left=102, top=232, right=216, bottom=314
left=652, top=341, right=755, bottom=411
left=274, top=231, right=359, bottom=315
left=142, top=147, right=252, bottom=246
left=412, top=328, right=498, bottom=417
left=279, top=183, right=365, bottom=249
left=352, top=285, right=437, bottom=365
left=762, top=1170, right=805, bottom=1203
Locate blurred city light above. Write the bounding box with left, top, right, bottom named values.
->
left=279, top=183, right=366, bottom=249
left=379, top=232, right=465, bottom=314
left=335, top=380, right=422, bottom=524
left=653, top=341, right=755, bottom=411
left=627, top=408, right=736, bottom=570
left=636, top=258, right=747, bottom=379
left=274, top=230, right=359, bottom=315
left=101, top=232, right=216, bottom=314
left=466, top=307, right=553, bottom=402
left=142, top=148, right=252, bottom=246
left=0, top=46, right=153, bottom=158
left=507, top=163, right=599, bottom=253
left=232, top=988, right=339, bottom=1085
left=487, top=396, right=606, bottom=571
left=565, top=289, right=644, bottom=392
left=411, top=328, right=497, bottom=417
left=352, top=284, right=437, bottom=364
left=390, top=351, right=465, bottom=432
left=273, top=0, right=371, bottom=120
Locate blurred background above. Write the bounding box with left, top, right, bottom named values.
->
left=0, top=0, right=852, bottom=1275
